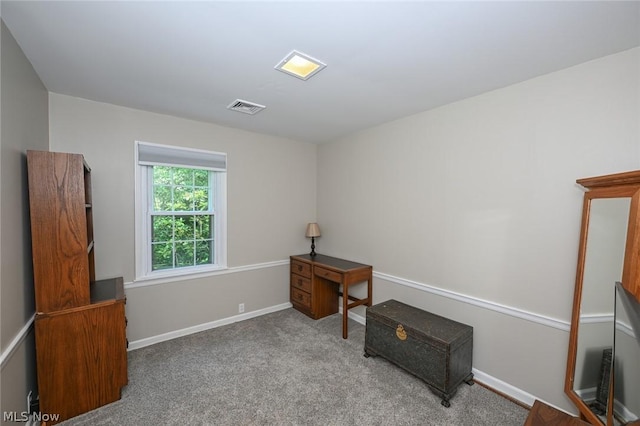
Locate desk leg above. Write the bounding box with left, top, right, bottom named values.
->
left=342, top=280, right=349, bottom=339
left=367, top=270, right=373, bottom=307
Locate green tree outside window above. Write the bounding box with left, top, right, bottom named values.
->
left=151, top=166, right=214, bottom=271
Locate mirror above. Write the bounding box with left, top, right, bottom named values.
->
left=573, top=198, right=629, bottom=423
left=613, top=282, right=640, bottom=425
left=566, top=171, right=640, bottom=426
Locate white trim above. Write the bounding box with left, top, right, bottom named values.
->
left=575, top=386, right=597, bottom=403
left=374, top=271, right=571, bottom=331
left=343, top=307, right=366, bottom=325
left=0, top=314, right=35, bottom=370
left=127, top=262, right=572, bottom=327
left=137, top=140, right=227, bottom=171
left=127, top=302, right=292, bottom=350
left=471, top=370, right=576, bottom=414
left=615, top=320, right=635, bottom=337
left=472, top=368, right=538, bottom=408
left=126, top=259, right=289, bottom=289
left=614, top=398, right=639, bottom=424
left=580, top=314, right=614, bottom=324
left=134, top=142, right=228, bottom=281
left=578, top=314, right=636, bottom=337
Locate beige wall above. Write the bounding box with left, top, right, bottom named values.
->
left=0, top=20, right=49, bottom=417
left=4, top=16, right=639, bottom=417
left=317, top=48, right=640, bottom=412
left=48, top=94, right=317, bottom=342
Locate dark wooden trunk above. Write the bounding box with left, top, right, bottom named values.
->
left=364, top=299, right=474, bottom=407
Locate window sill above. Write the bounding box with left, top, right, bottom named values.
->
left=131, top=265, right=228, bottom=288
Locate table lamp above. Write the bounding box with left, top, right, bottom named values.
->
left=305, top=223, right=321, bottom=257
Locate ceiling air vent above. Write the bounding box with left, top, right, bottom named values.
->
left=226, top=99, right=266, bottom=115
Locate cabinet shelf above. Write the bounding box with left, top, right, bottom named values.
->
left=90, top=277, right=125, bottom=303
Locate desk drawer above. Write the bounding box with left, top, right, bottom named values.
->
left=291, top=260, right=311, bottom=278
left=291, top=287, right=311, bottom=308
left=315, top=266, right=341, bottom=283
left=291, top=274, right=311, bottom=293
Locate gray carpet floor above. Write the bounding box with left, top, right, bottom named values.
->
left=61, top=308, right=529, bottom=425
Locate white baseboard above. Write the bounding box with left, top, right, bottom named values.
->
left=127, top=302, right=292, bottom=351
left=472, top=369, right=537, bottom=407
left=129, top=301, right=569, bottom=414
left=343, top=306, right=544, bottom=411
left=614, top=399, right=639, bottom=424
left=127, top=262, right=570, bottom=414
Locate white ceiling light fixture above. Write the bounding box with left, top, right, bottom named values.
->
left=226, top=99, right=266, bottom=115
left=275, top=50, right=326, bottom=81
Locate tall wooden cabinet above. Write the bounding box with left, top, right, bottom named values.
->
left=27, top=150, right=127, bottom=424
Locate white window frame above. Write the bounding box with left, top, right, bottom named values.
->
left=134, top=141, right=227, bottom=282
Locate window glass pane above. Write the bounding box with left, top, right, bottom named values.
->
left=175, top=241, right=195, bottom=267
left=194, top=188, right=209, bottom=211
left=195, top=215, right=212, bottom=239
left=153, top=185, right=172, bottom=211
left=153, top=166, right=172, bottom=185
left=194, top=169, right=208, bottom=186
left=196, top=240, right=212, bottom=265
left=173, top=168, right=193, bottom=186
left=152, top=216, right=173, bottom=242
left=152, top=242, right=173, bottom=270
left=174, top=215, right=195, bottom=241
left=173, top=186, right=193, bottom=211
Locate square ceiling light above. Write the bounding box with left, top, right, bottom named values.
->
left=275, top=50, right=326, bottom=81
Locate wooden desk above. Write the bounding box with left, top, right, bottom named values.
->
left=290, top=254, right=373, bottom=339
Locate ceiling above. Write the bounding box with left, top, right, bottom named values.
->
left=2, top=1, right=639, bottom=144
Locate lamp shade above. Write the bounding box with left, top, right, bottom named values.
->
left=305, top=223, right=321, bottom=238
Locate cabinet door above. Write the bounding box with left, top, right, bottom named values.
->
left=35, top=302, right=127, bottom=423
left=27, top=150, right=91, bottom=312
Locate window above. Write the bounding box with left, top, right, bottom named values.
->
left=135, top=141, right=227, bottom=281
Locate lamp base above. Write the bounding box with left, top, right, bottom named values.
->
left=310, top=237, right=316, bottom=257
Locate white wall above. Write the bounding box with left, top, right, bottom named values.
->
left=48, top=94, right=317, bottom=343
left=317, top=48, right=640, bottom=412
left=0, top=20, right=48, bottom=417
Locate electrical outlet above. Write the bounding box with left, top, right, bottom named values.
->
left=239, top=303, right=245, bottom=313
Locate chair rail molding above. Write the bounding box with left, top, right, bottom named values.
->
left=0, top=314, right=35, bottom=369
left=373, top=270, right=570, bottom=332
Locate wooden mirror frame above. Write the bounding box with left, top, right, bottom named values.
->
left=565, top=170, right=640, bottom=425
